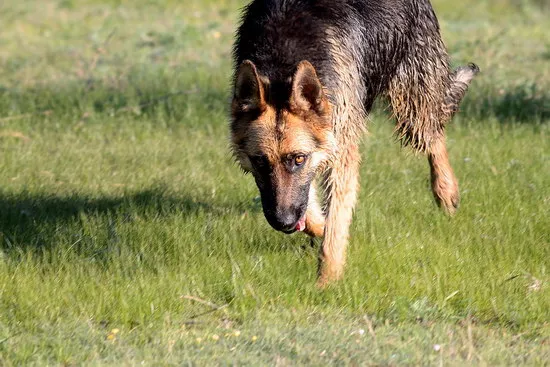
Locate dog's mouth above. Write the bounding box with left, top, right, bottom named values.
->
left=281, top=214, right=306, bottom=234
left=295, top=215, right=306, bottom=232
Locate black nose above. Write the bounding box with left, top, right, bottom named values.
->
left=275, top=210, right=300, bottom=232
left=259, top=191, right=308, bottom=233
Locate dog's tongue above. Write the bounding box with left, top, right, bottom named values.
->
left=295, top=215, right=306, bottom=232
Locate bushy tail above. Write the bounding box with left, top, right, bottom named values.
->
left=443, top=63, right=480, bottom=116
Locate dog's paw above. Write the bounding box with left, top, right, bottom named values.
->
left=432, top=176, right=459, bottom=215
left=316, top=262, right=344, bottom=288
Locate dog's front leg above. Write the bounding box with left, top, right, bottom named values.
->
left=317, top=142, right=360, bottom=287
left=304, top=183, right=325, bottom=238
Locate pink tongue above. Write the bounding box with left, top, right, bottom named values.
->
left=295, top=215, right=306, bottom=232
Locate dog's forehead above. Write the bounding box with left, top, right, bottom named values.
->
left=277, top=111, right=318, bottom=152
left=247, top=108, right=317, bottom=158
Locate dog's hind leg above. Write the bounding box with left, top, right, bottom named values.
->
left=427, top=136, right=460, bottom=213
left=389, top=50, right=478, bottom=214
left=429, top=64, right=479, bottom=213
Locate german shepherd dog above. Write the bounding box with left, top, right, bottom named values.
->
left=230, top=0, right=478, bottom=286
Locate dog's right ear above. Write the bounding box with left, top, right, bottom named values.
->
left=232, top=60, right=266, bottom=114
left=290, top=60, right=328, bottom=116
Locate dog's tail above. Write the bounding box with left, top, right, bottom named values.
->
left=443, top=63, right=480, bottom=116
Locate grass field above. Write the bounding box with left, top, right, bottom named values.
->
left=0, top=0, right=549, bottom=364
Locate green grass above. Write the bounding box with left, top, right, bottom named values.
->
left=0, top=0, right=549, bottom=364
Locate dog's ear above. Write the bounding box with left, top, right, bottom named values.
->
left=232, top=60, right=266, bottom=114
left=290, top=60, right=328, bottom=116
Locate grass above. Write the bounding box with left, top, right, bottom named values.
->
left=0, top=0, right=549, bottom=364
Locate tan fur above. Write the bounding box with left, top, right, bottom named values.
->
left=317, top=142, right=361, bottom=287
left=304, top=184, right=325, bottom=238
left=429, top=137, right=459, bottom=214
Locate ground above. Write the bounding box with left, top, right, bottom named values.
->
left=0, top=0, right=549, bottom=365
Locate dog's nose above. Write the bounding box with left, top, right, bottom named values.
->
left=275, top=207, right=302, bottom=232
left=277, top=213, right=298, bottom=231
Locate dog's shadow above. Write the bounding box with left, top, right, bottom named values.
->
left=459, top=82, right=550, bottom=124
left=0, top=187, right=260, bottom=255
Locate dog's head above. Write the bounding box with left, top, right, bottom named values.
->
left=230, top=60, right=335, bottom=233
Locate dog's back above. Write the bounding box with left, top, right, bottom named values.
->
left=234, top=0, right=446, bottom=112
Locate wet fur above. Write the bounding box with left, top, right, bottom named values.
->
left=231, top=0, right=478, bottom=286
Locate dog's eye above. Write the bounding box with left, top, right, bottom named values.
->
left=294, top=155, right=306, bottom=166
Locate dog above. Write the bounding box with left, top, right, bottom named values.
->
left=230, top=0, right=478, bottom=286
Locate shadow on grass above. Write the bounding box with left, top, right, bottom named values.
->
left=0, top=69, right=230, bottom=125
left=459, top=83, right=550, bottom=124
left=1, top=67, right=549, bottom=126
left=0, top=187, right=258, bottom=255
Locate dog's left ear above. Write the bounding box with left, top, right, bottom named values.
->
left=232, top=60, right=266, bottom=114
left=290, top=60, right=328, bottom=116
